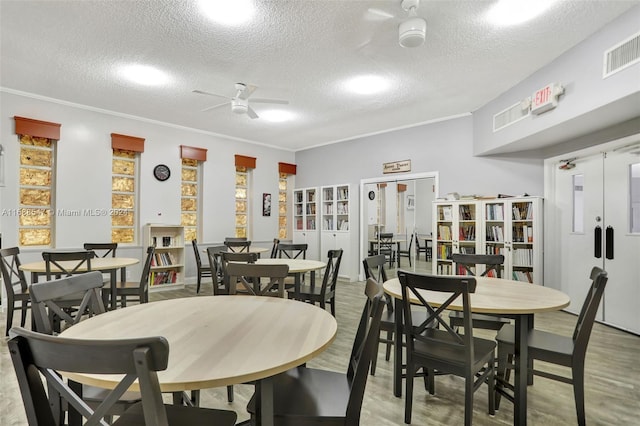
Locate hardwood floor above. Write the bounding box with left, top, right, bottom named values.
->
left=2, top=261, right=639, bottom=425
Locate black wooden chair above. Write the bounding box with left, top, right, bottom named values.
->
left=398, top=270, right=495, bottom=425
left=378, top=233, right=396, bottom=268
left=277, top=242, right=307, bottom=259
left=191, top=239, right=213, bottom=293
left=8, top=327, right=238, bottom=426
left=414, top=234, right=432, bottom=262
left=220, top=251, right=258, bottom=294
left=448, top=253, right=510, bottom=331
left=495, top=267, right=608, bottom=426
left=116, top=246, right=155, bottom=307
left=397, top=233, right=413, bottom=268
left=206, top=245, right=228, bottom=295
left=0, top=247, right=30, bottom=336
left=246, top=277, right=384, bottom=425
left=270, top=238, right=280, bottom=258
left=226, top=262, right=290, bottom=297
left=287, top=249, right=342, bottom=316
left=28, top=271, right=141, bottom=423
left=42, top=250, right=95, bottom=280
left=224, top=240, right=251, bottom=253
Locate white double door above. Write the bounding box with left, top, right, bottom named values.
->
left=550, top=136, right=640, bottom=334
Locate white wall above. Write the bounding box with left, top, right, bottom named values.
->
left=0, top=91, right=294, bottom=281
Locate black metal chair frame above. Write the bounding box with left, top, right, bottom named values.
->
left=226, top=262, right=290, bottom=297
left=116, top=246, right=155, bottom=307
left=277, top=243, right=307, bottom=259
left=191, top=239, right=213, bottom=294
left=377, top=233, right=396, bottom=268
left=397, top=233, right=413, bottom=268
left=206, top=245, right=228, bottom=295
left=224, top=240, right=251, bottom=253
left=287, top=249, right=342, bottom=316
left=270, top=238, right=280, bottom=258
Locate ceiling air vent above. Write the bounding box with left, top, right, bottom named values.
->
left=603, top=31, right=640, bottom=78
left=493, top=101, right=530, bottom=132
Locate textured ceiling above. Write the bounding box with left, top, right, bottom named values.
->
left=1, top=0, right=637, bottom=151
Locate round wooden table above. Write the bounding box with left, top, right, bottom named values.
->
left=20, top=257, right=139, bottom=310
left=61, top=296, right=337, bottom=426
left=383, top=276, right=570, bottom=426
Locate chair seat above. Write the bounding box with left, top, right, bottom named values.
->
left=114, top=401, right=237, bottom=425
left=496, top=324, right=574, bottom=366
left=449, top=311, right=511, bottom=331
left=116, top=281, right=142, bottom=294
left=414, top=329, right=496, bottom=370
left=287, top=284, right=327, bottom=297
left=247, top=366, right=350, bottom=422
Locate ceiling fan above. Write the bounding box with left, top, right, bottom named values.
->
left=363, top=0, right=427, bottom=48
left=193, top=83, right=289, bottom=119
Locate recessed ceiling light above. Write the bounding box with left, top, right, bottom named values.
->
left=119, top=64, right=170, bottom=86
left=345, top=75, right=391, bottom=95
left=260, top=110, right=295, bottom=123
left=487, top=0, right=556, bottom=26
left=198, top=0, right=254, bottom=26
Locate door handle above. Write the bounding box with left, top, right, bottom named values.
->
left=605, top=226, right=614, bottom=260
left=594, top=226, right=602, bottom=259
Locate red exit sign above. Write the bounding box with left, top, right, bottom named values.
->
left=531, top=83, right=564, bottom=115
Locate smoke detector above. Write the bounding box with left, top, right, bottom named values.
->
left=399, top=0, right=426, bottom=48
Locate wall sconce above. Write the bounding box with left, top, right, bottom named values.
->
left=0, top=144, right=5, bottom=187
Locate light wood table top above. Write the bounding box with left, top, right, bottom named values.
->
left=60, top=296, right=337, bottom=392
left=20, top=257, right=140, bottom=274
left=383, top=276, right=570, bottom=314
left=204, top=246, right=269, bottom=254
left=255, top=258, right=326, bottom=273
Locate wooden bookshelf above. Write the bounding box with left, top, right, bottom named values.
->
left=143, top=224, right=185, bottom=291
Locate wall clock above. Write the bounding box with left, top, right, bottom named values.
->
left=153, top=164, right=171, bottom=182
left=368, top=190, right=376, bottom=200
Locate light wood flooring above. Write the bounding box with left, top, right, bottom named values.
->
left=1, top=259, right=639, bottom=425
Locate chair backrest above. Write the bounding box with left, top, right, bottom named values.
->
left=451, top=253, right=504, bottom=278
left=42, top=250, right=94, bottom=280
left=0, top=247, right=29, bottom=297
left=225, top=262, right=289, bottom=297
left=206, top=246, right=227, bottom=294
left=220, top=251, right=258, bottom=293
left=362, top=254, right=392, bottom=311
left=270, top=238, right=280, bottom=258
left=138, top=246, right=156, bottom=303
left=83, top=243, right=117, bottom=258
left=320, top=249, right=343, bottom=298
left=8, top=327, right=170, bottom=426
left=191, top=239, right=204, bottom=268
left=224, top=237, right=247, bottom=243
left=397, top=270, right=477, bottom=375
left=378, top=233, right=394, bottom=252
left=29, top=271, right=106, bottom=335
left=224, top=240, right=251, bottom=253
left=277, top=243, right=307, bottom=259
left=414, top=233, right=424, bottom=251
left=573, top=267, right=608, bottom=358
left=344, top=278, right=384, bottom=425
left=404, top=233, right=414, bottom=251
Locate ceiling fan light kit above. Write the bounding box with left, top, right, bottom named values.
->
left=399, top=0, right=426, bottom=48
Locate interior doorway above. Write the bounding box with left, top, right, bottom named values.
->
left=545, top=134, right=640, bottom=334
left=359, top=172, right=438, bottom=280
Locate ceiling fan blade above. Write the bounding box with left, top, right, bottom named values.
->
left=238, top=84, right=257, bottom=100
left=250, top=98, right=289, bottom=105
left=201, top=101, right=230, bottom=112
left=246, top=106, right=259, bottom=119
left=192, top=89, right=231, bottom=99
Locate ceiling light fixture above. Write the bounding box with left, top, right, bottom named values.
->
left=399, top=0, right=426, bottom=48
left=260, top=110, right=295, bottom=123
left=198, top=0, right=254, bottom=26
left=487, top=0, right=556, bottom=26
left=345, top=75, right=391, bottom=95
left=119, top=64, right=170, bottom=86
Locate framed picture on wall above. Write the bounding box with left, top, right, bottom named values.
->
left=263, top=193, right=272, bottom=216
left=407, top=195, right=415, bottom=210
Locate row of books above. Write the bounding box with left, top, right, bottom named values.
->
left=437, top=263, right=454, bottom=275
left=151, top=236, right=178, bottom=248
left=438, top=206, right=453, bottom=221
left=459, top=205, right=475, bottom=220
left=513, top=225, right=534, bottom=243
left=486, top=204, right=505, bottom=221
left=438, top=225, right=452, bottom=240
left=513, top=248, right=534, bottom=267
left=459, top=225, right=476, bottom=241
left=150, top=270, right=177, bottom=286
left=512, top=203, right=534, bottom=220
left=322, top=203, right=349, bottom=215
left=151, top=252, right=177, bottom=267
left=337, top=187, right=349, bottom=200
left=437, top=244, right=452, bottom=260
left=486, top=225, right=504, bottom=242
left=512, top=270, right=533, bottom=283
left=306, top=205, right=316, bottom=214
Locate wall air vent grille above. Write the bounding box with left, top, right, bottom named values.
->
left=493, top=101, right=530, bottom=132
left=603, top=31, right=640, bottom=78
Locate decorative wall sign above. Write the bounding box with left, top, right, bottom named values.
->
left=263, top=193, right=272, bottom=216
left=383, top=159, right=411, bottom=174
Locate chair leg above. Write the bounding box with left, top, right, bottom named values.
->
left=196, top=272, right=202, bottom=294
left=20, top=301, right=28, bottom=327
left=573, top=364, right=586, bottom=426
left=330, top=298, right=335, bottom=317
left=5, top=302, right=14, bottom=336
left=405, top=364, right=415, bottom=424
left=371, top=332, right=382, bottom=376
left=385, top=330, right=393, bottom=361
left=495, top=345, right=510, bottom=410
left=465, top=374, right=474, bottom=426
left=227, top=385, right=234, bottom=403
left=488, top=355, right=496, bottom=416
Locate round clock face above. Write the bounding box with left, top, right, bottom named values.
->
left=368, top=190, right=376, bottom=200
left=153, top=164, right=171, bottom=182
